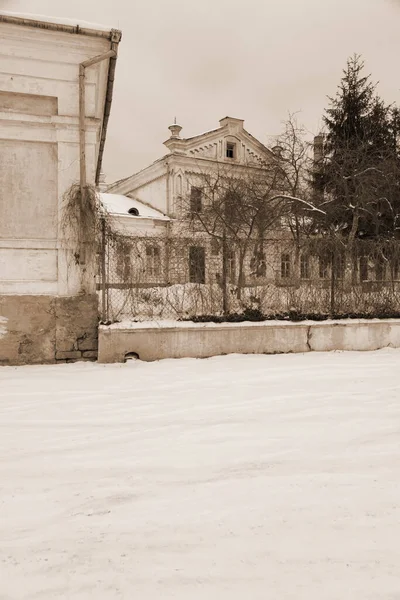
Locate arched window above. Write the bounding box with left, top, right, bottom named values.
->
left=176, top=174, right=182, bottom=196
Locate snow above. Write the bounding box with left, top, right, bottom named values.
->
left=1, top=350, right=400, bottom=599
left=103, top=316, right=400, bottom=330
left=0, top=10, right=115, bottom=32
left=0, top=315, right=7, bottom=338
left=100, top=193, right=169, bottom=221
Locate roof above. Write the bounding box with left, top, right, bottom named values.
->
left=106, top=154, right=168, bottom=192
left=175, top=119, right=273, bottom=158
left=185, top=127, right=220, bottom=142
left=0, top=11, right=117, bottom=38
left=0, top=11, right=122, bottom=184
left=100, top=193, right=170, bottom=221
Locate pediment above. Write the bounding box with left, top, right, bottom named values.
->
left=183, top=127, right=273, bottom=166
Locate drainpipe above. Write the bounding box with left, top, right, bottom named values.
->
left=165, top=159, right=171, bottom=283
left=78, top=45, right=118, bottom=267
left=79, top=48, right=117, bottom=199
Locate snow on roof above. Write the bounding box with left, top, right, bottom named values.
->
left=100, top=193, right=170, bottom=221
left=107, top=155, right=168, bottom=191
left=185, top=127, right=221, bottom=142
left=0, top=11, right=115, bottom=33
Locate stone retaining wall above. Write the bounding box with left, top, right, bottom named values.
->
left=98, top=319, right=400, bottom=363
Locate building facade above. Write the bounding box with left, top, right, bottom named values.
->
left=0, top=13, right=121, bottom=364
left=102, top=119, right=399, bottom=322
left=106, top=117, right=287, bottom=286
left=107, top=116, right=277, bottom=217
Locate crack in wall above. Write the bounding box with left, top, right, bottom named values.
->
left=306, top=325, right=312, bottom=351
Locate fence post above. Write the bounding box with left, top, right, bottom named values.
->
left=165, top=221, right=171, bottom=284
left=330, top=250, right=335, bottom=314
left=101, top=217, right=107, bottom=322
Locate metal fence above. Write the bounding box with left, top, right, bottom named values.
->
left=97, top=232, right=400, bottom=323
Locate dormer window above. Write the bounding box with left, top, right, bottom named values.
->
left=226, top=142, right=236, bottom=159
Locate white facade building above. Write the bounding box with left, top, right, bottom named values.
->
left=105, top=118, right=284, bottom=290
left=107, top=117, right=277, bottom=218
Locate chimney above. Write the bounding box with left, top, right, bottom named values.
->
left=313, top=134, right=324, bottom=166
left=219, top=116, right=244, bottom=131
left=313, top=134, right=325, bottom=201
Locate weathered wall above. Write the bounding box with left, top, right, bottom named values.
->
left=0, top=23, right=111, bottom=297
left=0, top=139, right=58, bottom=240
left=0, top=19, right=115, bottom=365
left=98, top=319, right=400, bottom=363
left=0, top=294, right=98, bottom=365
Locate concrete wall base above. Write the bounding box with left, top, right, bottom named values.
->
left=0, top=294, right=98, bottom=365
left=98, top=319, right=400, bottom=363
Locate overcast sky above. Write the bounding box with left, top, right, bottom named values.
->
left=2, top=0, right=400, bottom=183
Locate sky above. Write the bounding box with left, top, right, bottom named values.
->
left=2, top=0, right=400, bottom=184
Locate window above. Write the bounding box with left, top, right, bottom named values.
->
left=176, top=174, right=182, bottom=195
left=334, top=253, right=345, bottom=280
left=226, top=142, right=236, bottom=159
left=392, top=259, right=399, bottom=281
left=224, top=190, right=239, bottom=219
left=190, top=187, right=202, bottom=213
left=146, top=245, right=161, bottom=279
left=116, top=251, right=131, bottom=281
left=359, top=256, right=369, bottom=282
left=375, top=257, right=385, bottom=281
left=281, top=253, right=290, bottom=279
left=189, top=246, right=206, bottom=284
left=250, top=250, right=266, bottom=277
left=300, top=255, right=310, bottom=279
left=211, top=238, right=220, bottom=256
left=319, top=256, right=329, bottom=279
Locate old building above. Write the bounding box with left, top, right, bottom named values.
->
left=105, top=118, right=286, bottom=285
left=102, top=119, right=400, bottom=322
left=0, top=13, right=121, bottom=364
left=107, top=116, right=276, bottom=218
left=99, top=118, right=297, bottom=320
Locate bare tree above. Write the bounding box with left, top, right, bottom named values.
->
left=267, top=113, right=317, bottom=279
left=176, top=149, right=323, bottom=312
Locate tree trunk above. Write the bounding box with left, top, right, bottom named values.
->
left=294, top=245, right=300, bottom=286
left=222, top=230, right=229, bottom=315
left=346, top=210, right=360, bottom=289
left=236, top=245, right=247, bottom=301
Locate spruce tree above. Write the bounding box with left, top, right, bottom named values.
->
left=319, top=54, right=400, bottom=240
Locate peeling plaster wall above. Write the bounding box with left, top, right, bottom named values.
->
left=0, top=20, right=113, bottom=364
left=0, top=294, right=98, bottom=365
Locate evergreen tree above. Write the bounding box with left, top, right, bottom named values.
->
left=318, top=54, right=400, bottom=240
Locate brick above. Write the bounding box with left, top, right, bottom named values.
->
left=82, top=350, right=98, bottom=358
left=78, top=336, right=98, bottom=351
left=55, top=295, right=98, bottom=354
left=56, top=350, right=82, bottom=360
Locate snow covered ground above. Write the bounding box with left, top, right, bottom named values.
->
left=1, top=350, right=400, bottom=599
